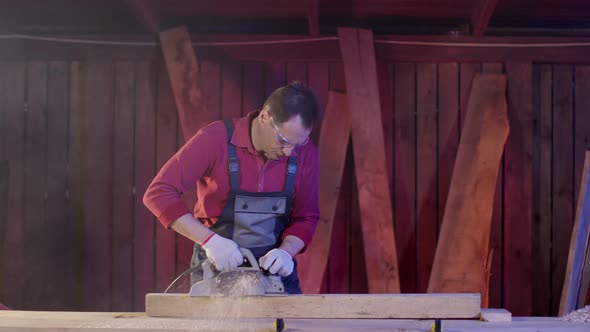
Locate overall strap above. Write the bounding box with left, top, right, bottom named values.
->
left=223, top=119, right=240, bottom=190
left=284, top=156, right=297, bottom=194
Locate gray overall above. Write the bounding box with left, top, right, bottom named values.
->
left=189, top=119, right=302, bottom=294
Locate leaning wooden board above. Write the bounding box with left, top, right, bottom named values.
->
left=145, top=293, right=480, bottom=319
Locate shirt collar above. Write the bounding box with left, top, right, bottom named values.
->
left=230, top=110, right=298, bottom=158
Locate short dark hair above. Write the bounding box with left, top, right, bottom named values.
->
left=263, top=81, right=320, bottom=129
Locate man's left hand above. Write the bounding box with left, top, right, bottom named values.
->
left=259, top=248, right=294, bottom=276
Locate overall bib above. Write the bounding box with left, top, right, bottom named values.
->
left=189, top=119, right=302, bottom=294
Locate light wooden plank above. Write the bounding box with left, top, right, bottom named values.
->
left=394, top=62, right=417, bottom=293
left=297, top=92, right=351, bottom=294
left=338, top=27, right=400, bottom=293
left=560, top=152, right=590, bottom=315
left=552, top=65, right=575, bottom=315
left=531, top=64, right=552, bottom=316
left=159, top=26, right=216, bottom=140
left=504, top=61, right=533, bottom=316
left=428, top=74, right=509, bottom=300
left=146, top=293, right=481, bottom=319
left=112, top=61, right=135, bottom=312
left=480, top=308, right=512, bottom=322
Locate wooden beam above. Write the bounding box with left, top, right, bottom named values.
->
left=125, top=0, right=160, bottom=34
left=159, top=27, right=216, bottom=140
left=560, top=151, right=590, bottom=316
left=297, top=92, right=351, bottom=294
left=471, top=0, right=499, bottom=36
left=146, top=293, right=481, bottom=319
left=504, top=61, right=533, bottom=316
left=306, top=0, right=320, bottom=36
left=337, top=27, right=400, bottom=293
left=3, top=35, right=590, bottom=63
left=427, top=74, right=509, bottom=299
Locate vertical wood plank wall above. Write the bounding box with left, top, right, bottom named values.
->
left=0, top=59, right=589, bottom=316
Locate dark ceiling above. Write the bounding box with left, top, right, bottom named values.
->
left=0, top=0, right=589, bottom=36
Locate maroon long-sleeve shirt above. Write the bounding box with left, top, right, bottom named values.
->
left=143, top=112, right=320, bottom=249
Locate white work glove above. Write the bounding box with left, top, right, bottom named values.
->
left=259, top=248, right=294, bottom=277
left=201, top=234, right=243, bottom=272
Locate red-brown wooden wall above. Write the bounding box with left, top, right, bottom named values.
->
left=0, top=57, right=589, bottom=316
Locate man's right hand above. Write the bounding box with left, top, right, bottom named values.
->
left=201, top=234, right=243, bottom=271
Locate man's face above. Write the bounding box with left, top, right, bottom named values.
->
left=261, top=110, right=311, bottom=160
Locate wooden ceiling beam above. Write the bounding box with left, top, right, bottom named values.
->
left=125, top=0, right=160, bottom=34
left=471, top=0, right=499, bottom=36
left=306, top=0, right=320, bottom=36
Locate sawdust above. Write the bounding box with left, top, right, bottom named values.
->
left=217, top=270, right=271, bottom=296
left=561, top=305, right=590, bottom=322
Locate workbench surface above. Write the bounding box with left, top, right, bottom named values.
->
left=1, top=311, right=589, bottom=331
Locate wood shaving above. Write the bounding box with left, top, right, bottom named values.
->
left=561, top=305, right=590, bottom=322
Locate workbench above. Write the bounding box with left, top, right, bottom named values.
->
left=1, top=311, right=590, bottom=332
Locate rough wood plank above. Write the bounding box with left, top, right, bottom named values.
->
left=146, top=293, right=481, bottom=319
left=154, top=59, right=179, bottom=294
left=416, top=63, right=438, bottom=293
left=480, top=308, right=512, bottom=322
left=22, top=62, right=48, bottom=310
left=45, top=61, right=70, bottom=310
left=327, top=62, right=351, bottom=293
left=531, top=64, right=552, bottom=316
left=338, top=27, right=400, bottom=293
left=552, top=65, right=575, bottom=315
left=459, top=63, right=481, bottom=133
left=133, top=61, right=157, bottom=311
left=82, top=61, right=115, bottom=311
left=111, top=62, right=135, bottom=312
left=560, top=152, right=590, bottom=315
left=428, top=74, right=509, bottom=301
left=297, top=92, right=351, bottom=294
left=504, top=61, right=533, bottom=316
left=394, top=62, right=417, bottom=293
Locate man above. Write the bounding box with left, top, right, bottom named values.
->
left=143, top=81, right=320, bottom=294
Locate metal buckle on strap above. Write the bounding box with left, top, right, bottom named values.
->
left=287, top=163, right=297, bottom=174
left=228, top=158, right=239, bottom=173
